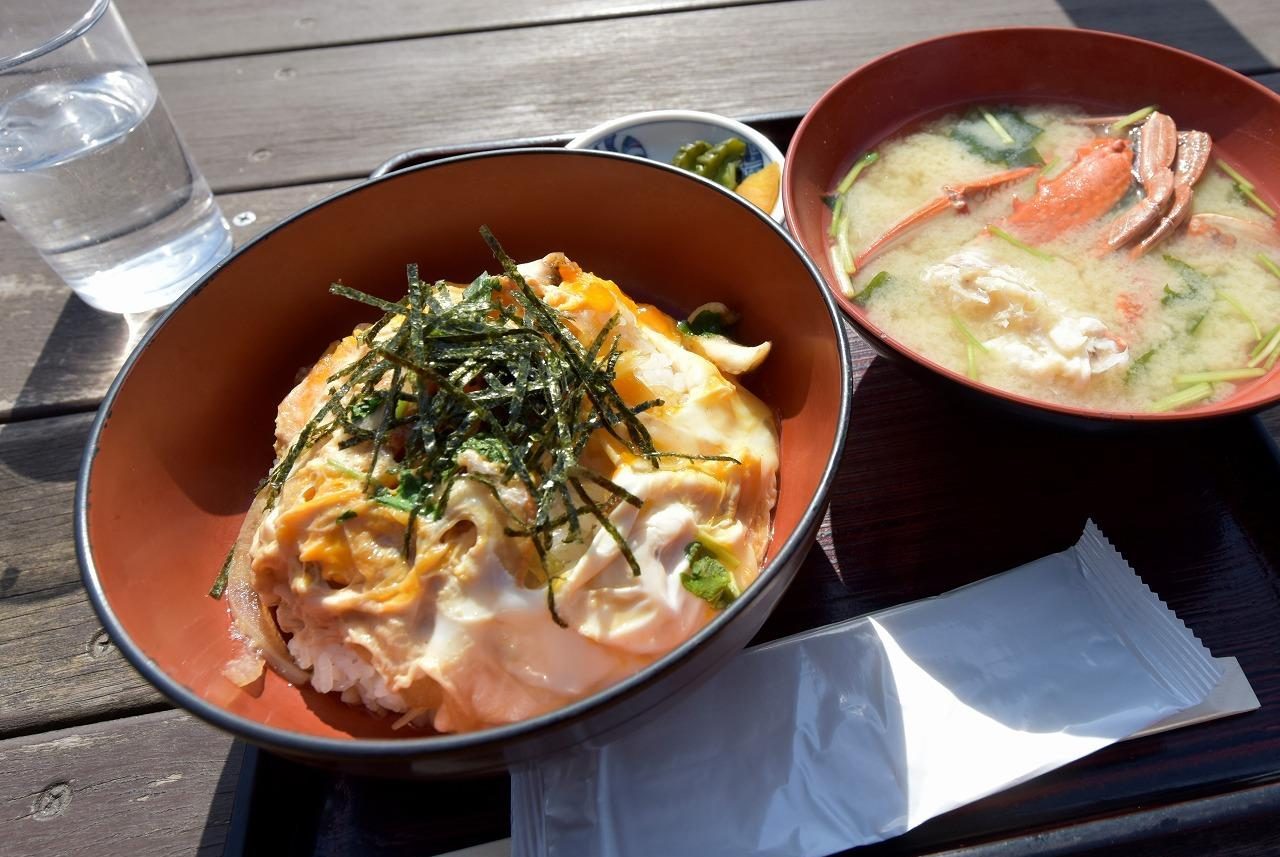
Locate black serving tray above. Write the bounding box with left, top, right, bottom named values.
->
left=224, top=115, right=1280, bottom=857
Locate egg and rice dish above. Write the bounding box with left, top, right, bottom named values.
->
left=217, top=233, right=779, bottom=734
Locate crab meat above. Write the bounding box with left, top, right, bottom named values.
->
left=923, top=250, right=1129, bottom=386
left=985, top=317, right=1129, bottom=386
left=922, top=250, right=1044, bottom=331
left=1186, top=212, right=1280, bottom=248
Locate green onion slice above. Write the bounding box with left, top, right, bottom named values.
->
left=1173, top=368, right=1265, bottom=385
left=1108, top=105, right=1157, bottom=135
left=1151, top=382, right=1213, bottom=413
left=989, top=225, right=1055, bottom=261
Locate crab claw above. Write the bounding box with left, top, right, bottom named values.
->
left=1131, top=130, right=1212, bottom=257
left=1104, top=112, right=1178, bottom=251
left=852, top=166, right=1036, bottom=271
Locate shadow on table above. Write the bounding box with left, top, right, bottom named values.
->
left=754, top=355, right=1085, bottom=646
left=219, top=744, right=511, bottom=856
left=1, top=294, right=162, bottom=484
left=1058, top=0, right=1273, bottom=73
left=198, top=741, right=251, bottom=856
left=7, top=293, right=128, bottom=420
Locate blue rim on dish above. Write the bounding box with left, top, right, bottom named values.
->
left=75, top=147, right=852, bottom=766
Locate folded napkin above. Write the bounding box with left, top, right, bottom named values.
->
left=507, top=522, right=1244, bottom=857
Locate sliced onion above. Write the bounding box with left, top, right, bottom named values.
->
left=222, top=648, right=265, bottom=688
left=225, top=490, right=312, bottom=686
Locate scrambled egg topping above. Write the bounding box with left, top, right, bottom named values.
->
left=250, top=255, right=779, bottom=733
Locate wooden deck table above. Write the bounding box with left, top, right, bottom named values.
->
left=4, top=2, right=1280, bottom=854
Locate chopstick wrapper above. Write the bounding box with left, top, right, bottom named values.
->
left=509, top=522, right=1226, bottom=857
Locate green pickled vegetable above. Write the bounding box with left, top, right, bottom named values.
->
left=717, top=157, right=738, bottom=188
left=672, top=140, right=711, bottom=170
left=693, top=137, right=747, bottom=189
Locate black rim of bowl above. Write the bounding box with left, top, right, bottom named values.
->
left=75, top=147, right=853, bottom=761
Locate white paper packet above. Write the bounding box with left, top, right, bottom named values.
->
left=508, top=522, right=1225, bottom=857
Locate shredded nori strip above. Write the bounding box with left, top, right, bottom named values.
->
left=209, top=546, right=235, bottom=599
left=245, top=228, right=738, bottom=621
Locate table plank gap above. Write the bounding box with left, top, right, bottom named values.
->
left=0, top=710, right=242, bottom=857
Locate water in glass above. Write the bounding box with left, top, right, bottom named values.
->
left=0, top=68, right=231, bottom=313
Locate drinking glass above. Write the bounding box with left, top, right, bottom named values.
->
left=0, top=0, right=232, bottom=314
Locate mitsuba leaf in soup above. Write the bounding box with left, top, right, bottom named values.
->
left=950, top=106, right=1045, bottom=168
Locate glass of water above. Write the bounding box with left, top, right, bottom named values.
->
left=0, top=0, right=232, bottom=314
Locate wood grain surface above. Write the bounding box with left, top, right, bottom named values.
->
left=0, top=710, right=242, bottom=856
left=120, top=0, right=772, bottom=62
left=0, top=180, right=350, bottom=423
left=148, top=0, right=1078, bottom=192
left=0, top=413, right=167, bottom=738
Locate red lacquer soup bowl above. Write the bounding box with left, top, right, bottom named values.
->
left=784, top=27, right=1280, bottom=426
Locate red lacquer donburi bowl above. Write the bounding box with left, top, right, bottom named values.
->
left=77, top=149, right=850, bottom=776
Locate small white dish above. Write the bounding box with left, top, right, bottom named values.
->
left=566, top=109, right=785, bottom=222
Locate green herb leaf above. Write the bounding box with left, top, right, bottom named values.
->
left=398, top=470, right=426, bottom=505
left=989, top=225, right=1055, bottom=261
left=1258, top=253, right=1280, bottom=280
left=337, top=509, right=358, bottom=522
left=1151, top=382, right=1213, bottom=413
left=1125, top=347, right=1157, bottom=383
left=679, top=308, right=730, bottom=336
left=853, top=271, right=891, bottom=305
left=951, top=106, right=1044, bottom=167
left=459, top=435, right=510, bottom=464
left=1162, top=255, right=1211, bottom=303
left=680, top=541, right=738, bottom=609
left=350, top=393, right=385, bottom=420
left=1174, top=368, right=1265, bottom=385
